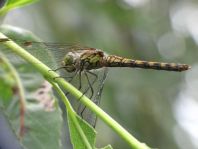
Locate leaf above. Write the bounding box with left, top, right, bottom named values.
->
left=0, top=25, right=63, bottom=149
left=68, top=111, right=112, bottom=149
left=0, top=108, right=24, bottom=149
left=0, top=0, right=39, bottom=15
left=68, top=112, right=96, bottom=149
left=6, top=0, right=38, bottom=8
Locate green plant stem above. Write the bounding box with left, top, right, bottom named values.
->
left=0, top=32, right=150, bottom=149
left=48, top=80, right=93, bottom=149
left=0, top=52, right=26, bottom=138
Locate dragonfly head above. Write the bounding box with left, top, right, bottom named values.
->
left=61, top=54, right=76, bottom=72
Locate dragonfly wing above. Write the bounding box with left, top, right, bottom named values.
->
left=66, top=45, right=96, bottom=51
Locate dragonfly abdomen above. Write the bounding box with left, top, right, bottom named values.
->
left=105, top=55, right=190, bottom=72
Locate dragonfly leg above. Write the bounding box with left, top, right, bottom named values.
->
left=79, top=71, right=98, bottom=117
left=78, top=70, right=82, bottom=90
left=76, top=70, right=85, bottom=115
left=87, top=71, right=98, bottom=84
left=53, top=75, right=72, bottom=80
left=64, top=70, right=79, bottom=96
left=48, top=66, right=68, bottom=72
left=52, top=69, right=78, bottom=80
left=65, top=70, right=82, bottom=96
left=48, top=66, right=68, bottom=80
left=84, top=72, right=94, bottom=99
left=78, top=71, right=98, bottom=100
left=67, top=70, right=79, bottom=82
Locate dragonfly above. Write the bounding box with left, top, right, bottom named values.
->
left=0, top=37, right=190, bottom=127
left=59, top=47, right=189, bottom=72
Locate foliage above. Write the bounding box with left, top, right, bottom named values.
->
left=0, top=0, right=38, bottom=15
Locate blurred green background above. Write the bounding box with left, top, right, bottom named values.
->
left=2, top=0, right=198, bottom=149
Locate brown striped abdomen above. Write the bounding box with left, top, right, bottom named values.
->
left=104, top=55, right=190, bottom=72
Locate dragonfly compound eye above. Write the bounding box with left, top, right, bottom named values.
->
left=63, top=55, right=74, bottom=66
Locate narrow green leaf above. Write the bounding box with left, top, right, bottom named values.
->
left=6, top=0, right=38, bottom=8
left=68, top=112, right=96, bottom=149
left=0, top=0, right=39, bottom=15
left=68, top=111, right=112, bottom=149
